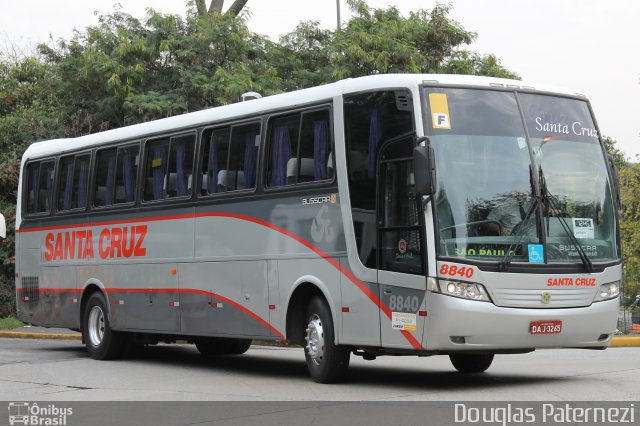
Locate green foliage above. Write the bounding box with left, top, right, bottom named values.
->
left=0, top=316, right=23, bottom=329
left=602, top=135, right=629, bottom=170
left=603, top=136, right=638, bottom=309
left=619, top=163, right=640, bottom=308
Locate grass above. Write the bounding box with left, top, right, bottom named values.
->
left=0, top=316, right=24, bottom=329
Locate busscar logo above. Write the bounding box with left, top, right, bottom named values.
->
left=8, top=402, right=73, bottom=425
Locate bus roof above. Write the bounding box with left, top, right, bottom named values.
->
left=22, top=73, right=585, bottom=162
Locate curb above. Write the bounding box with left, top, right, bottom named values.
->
left=0, top=331, right=81, bottom=340
left=0, top=331, right=638, bottom=347
left=610, top=336, right=640, bottom=347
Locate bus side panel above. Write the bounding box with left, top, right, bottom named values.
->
left=40, top=266, right=78, bottom=328
left=120, top=263, right=180, bottom=333
left=179, top=261, right=271, bottom=338
left=339, top=257, right=381, bottom=347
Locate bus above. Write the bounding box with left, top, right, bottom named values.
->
left=10, top=74, right=621, bottom=383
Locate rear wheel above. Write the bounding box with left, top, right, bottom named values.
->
left=304, top=296, right=350, bottom=383
left=83, top=292, right=125, bottom=360
left=449, top=353, right=494, bottom=373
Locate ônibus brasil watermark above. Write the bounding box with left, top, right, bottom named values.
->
left=8, top=402, right=73, bottom=426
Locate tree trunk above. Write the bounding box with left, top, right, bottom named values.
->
left=194, top=0, right=247, bottom=18
left=225, top=0, right=249, bottom=16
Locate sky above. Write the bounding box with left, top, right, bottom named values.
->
left=1, top=0, right=639, bottom=159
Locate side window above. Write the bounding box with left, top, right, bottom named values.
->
left=144, top=133, right=195, bottom=201
left=267, top=115, right=299, bottom=187
left=266, top=108, right=332, bottom=188
left=344, top=90, right=414, bottom=268
left=95, top=144, right=140, bottom=207
left=167, top=134, right=195, bottom=198
left=201, top=127, right=230, bottom=195
left=114, top=145, right=139, bottom=204
left=295, top=110, right=333, bottom=184
left=57, top=154, right=90, bottom=211
left=221, top=122, right=260, bottom=192
left=25, top=160, right=55, bottom=215
left=94, top=148, right=117, bottom=207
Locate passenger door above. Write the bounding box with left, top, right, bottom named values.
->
left=376, top=135, right=428, bottom=349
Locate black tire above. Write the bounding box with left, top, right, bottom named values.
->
left=229, top=339, right=252, bottom=355
left=449, top=353, right=494, bottom=373
left=195, top=337, right=251, bottom=356
left=82, top=292, right=125, bottom=360
left=304, top=296, right=350, bottom=383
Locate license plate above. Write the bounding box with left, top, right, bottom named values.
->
left=529, top=320, right=562, bottom=335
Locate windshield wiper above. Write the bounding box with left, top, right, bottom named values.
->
left=498, top=194, right=540, bottom=271
left=538, top=166, right=593, bottom=272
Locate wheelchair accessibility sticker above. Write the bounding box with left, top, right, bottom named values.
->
left=528, top=244, right=544, bottom=263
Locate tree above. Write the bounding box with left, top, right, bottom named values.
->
left=603, top=136, right=638, bottom=311
left=194, top=0, right=249, bottom=18
left=619, top=163, right=640, bottom=309
left=269, top=0, right=518, bottom=89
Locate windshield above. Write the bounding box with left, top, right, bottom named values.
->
left=423, top=87, right=618, bottom=266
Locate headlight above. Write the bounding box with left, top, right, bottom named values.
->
left=431, top=278, right=491, bottom=302
left=593, top=281, right=620, bottom=302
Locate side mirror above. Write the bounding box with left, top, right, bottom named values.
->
left=0, top=213, right=5, bottom=239
left=413, top=145, right=436, bottom=196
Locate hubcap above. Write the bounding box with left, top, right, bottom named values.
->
left=305, top=314, right=324, bottom=365
left=88, top=305, right=105, bottom=347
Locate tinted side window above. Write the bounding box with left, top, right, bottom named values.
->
left=298, top=109, right=333, bottom=183
left=344, top=90, right=414, bottom=268
left=94, top=148, right=117, bottom=207
left=201, top=127, right=230, bottom=195
left=224, top=122, right=260, bottom=192
left=267, top=114, right=299, bottom=187
left=144, top=133, right=195, bottom=201
left=114, top=145, right=139, bottom=204
left=57, top=154, right=90, bottom=211
left=25, top=160, right=55, bottom=215
left=266, top=109, right=333, bottom=188
left=95, top=144, right=140, bottom=207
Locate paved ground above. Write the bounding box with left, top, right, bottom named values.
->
left=2, top=325, right=639, bottom=346
left=0, top=337, right=638, bottom=401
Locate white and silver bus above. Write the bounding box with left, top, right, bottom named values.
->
left=11, top=74, right=621, bottom=383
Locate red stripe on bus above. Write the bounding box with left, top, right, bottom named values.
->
left=17, top=211, right=423, bottom=349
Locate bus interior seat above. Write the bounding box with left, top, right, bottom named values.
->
left=286, top=158, right=315, bottom=184
left=165, top=172, right=192, bottom=197
left=217, top=170, right=245, bottom=191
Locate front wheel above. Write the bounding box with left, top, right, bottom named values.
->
left=449, top=353, right=494, bottom=373
left=304, top=297, right=350, bottom=383
left=83, top=292, right=125, bottom=360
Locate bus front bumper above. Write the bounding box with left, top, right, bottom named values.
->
left=425, top=293, right=619, bottom=351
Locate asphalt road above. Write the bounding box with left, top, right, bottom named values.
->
left=0, top=338, right=638, bottom=401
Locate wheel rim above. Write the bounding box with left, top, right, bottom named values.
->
left=88, top=305, right=105, bottom=347
left=305, top=314, right=324, bottom=365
